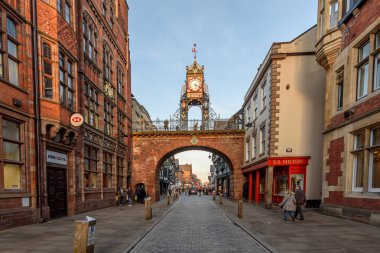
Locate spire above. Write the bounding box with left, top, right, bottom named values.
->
left=192, top=43, right=197, bottom=61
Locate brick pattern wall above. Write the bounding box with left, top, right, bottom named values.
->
left=341, top=0, right=380, bottom=50
left=326, top=137, right=344, bottom=186
left=327, top=94, right=380, bottom=131
left=324, top=191, right=380, bottom=210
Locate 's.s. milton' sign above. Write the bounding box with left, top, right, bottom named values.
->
left=47, top=150, right=67, bottom=165
left=267, top=157, right=309, bottom=166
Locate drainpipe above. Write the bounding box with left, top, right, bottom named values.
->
left=31, top=0, right=43, bottom=222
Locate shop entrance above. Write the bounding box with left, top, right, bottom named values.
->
left=47, top=167, right=67, bottom=218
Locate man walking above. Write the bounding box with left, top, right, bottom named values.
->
left=294, top=183, right=306, bottom=220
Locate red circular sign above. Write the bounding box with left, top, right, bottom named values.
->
left=70, top=113, right=84, bottom=127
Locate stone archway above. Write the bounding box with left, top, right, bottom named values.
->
left=132, top=130, right=245, bottom=202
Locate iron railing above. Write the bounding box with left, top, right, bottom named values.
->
left=132, top=118, right=244, bottom=132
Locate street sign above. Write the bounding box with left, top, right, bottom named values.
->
left=70, top=113, right=84, bottom=127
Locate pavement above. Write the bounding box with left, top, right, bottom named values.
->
left=0, top=194, right=379, bottom=253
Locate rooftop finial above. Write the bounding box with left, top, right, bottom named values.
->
left=192, top=43, right=197, bottom=60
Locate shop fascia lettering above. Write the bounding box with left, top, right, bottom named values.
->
left=47, top=150, right=67, bottom=165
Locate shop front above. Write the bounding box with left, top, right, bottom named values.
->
left=243, top=157, right=309, bottom=205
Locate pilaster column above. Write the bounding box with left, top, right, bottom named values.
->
left=265, top=166, right=274, bottom=209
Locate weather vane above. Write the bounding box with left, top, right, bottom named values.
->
left=192, top=43, right=197, bottom=60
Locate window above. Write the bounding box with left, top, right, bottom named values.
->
left=117, top=110, right=125, bottom=143
left=117, top=64, right=124, bottom=96
left=252, top=134, right=257, bottom=159
left=369, top=127, right=380, bottom=191
left=245, top=139, right=250, bottom=162
left=42, top=43, right=53, bottom=98
left=345, top=0, right=359, bottom=14
left=103, top=45, right=112, bottom=81
left=84, top=84, right=99, bottom=129
left=374, top=31, right=380, bottom=91
left=329, top=0, right=338, bottom=28
left=117, top=157, right=124, bottom=188
left=260, top=82, right=267, bottom=110
left=59, top=50, right=75, bottom=110
left=4, top=17, right=19, bottom=86
left=319, top=2, right=325, bottom=38
left=83, top=15, right=98, bottom=64
left=109, top=6, right=114, bottom=28
left=102, top=0, right=107, bottom=16
left=84, top=145, right=98, bottom=189
left=259, top=127, right=265, bottom=154
left=245, top=104, right=251, bottom=125
left=356, top=42, right=369, bottom=100
left=352, top=132, right=365, bottom=191
left=1, top=119, right=23, bottom=190
left=103, top=151, right=113, bottom=189
left=57, top=0, right=71, bottom=24
left=253, top=95, right=258, bottom=120
left=104, top=100, right=113, bottom=136
left=336, top=68, right=344, bottom=110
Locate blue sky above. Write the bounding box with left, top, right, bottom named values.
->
left=128, top=0, right=318, bottom=181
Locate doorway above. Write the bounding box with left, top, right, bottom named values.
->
left=47, top=167, right=67, bottom=218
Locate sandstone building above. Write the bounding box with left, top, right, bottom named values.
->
left=242, top=26, right=326, bottom=208
left=316, top=0, right=380, bottom=224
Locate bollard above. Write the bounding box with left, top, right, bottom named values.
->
left=219, top=194, right=223, bottom=205
left=212, top=191, right=216, bottom=201
left=145, top=197, right=152, bottom=220
left=167, top=196, right=171, bottom=205
left=73, top=216, right=96, bottom=253
left=238, top=200, right=243, bottom=219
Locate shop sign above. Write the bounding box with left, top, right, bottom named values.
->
left=47, top=150, right=67, bottom=165
left=268, top=157, right=308, bottom=166
left=70, top=113, right=84, bottom=127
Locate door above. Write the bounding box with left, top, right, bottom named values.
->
left=47, top=168, right=67, bottom=218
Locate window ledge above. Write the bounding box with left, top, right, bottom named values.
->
left=0, top=78, right=28, bottom=94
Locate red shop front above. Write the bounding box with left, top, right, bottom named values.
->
left=269, top=157, right=309, bottom=203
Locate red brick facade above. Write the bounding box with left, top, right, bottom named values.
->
left=132, top=131, right=245, bottom=202
left=0, top=0, right=131, bottom=230
left=324, top=191, right=380, bottom=210
left=326, top=137, right=344, bottom=186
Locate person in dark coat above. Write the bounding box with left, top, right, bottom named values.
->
left=294, top=184, right=306, bottom=220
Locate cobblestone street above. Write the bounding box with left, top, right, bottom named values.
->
left=127, top=196, right=276, bottom=253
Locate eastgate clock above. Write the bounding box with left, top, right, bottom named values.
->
left=189, top=78, right=201, bottom=91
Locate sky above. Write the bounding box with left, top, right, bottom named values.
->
left=128, top=0, right=318, bottom=181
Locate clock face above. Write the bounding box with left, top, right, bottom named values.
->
left=189, top=78, right=201, bottom=91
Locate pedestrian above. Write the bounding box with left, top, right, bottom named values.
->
left=136, top=185, right=141, bottom=203
left=278, top=191, right=296, bottom=221
left=119, top=187, right=125, bottom=207
left=294, top=184, right=306, bottom=220
left=127, top=186, right=132, bottom=206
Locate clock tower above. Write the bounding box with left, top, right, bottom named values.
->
left=179, top=44, right=210, bottom=130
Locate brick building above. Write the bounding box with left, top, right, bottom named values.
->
left=0, top=0, right=38, bottom=230
left=0, top=0, right=132, bottom=230
left=316, top=0, right=380, bottom=224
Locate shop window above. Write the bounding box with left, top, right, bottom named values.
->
left=1, top=119, right=23, bottom=190
left=369, top=127, right=380, bottom=192
left=84, top=83, right=99, bottom=129
left=356, top=42, right=369, bottom=100
left=103, top=151, right=113, bottom=189
left=352, top=132, right=365, bottom=191
left=84, top=145, right=98, bottom=189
